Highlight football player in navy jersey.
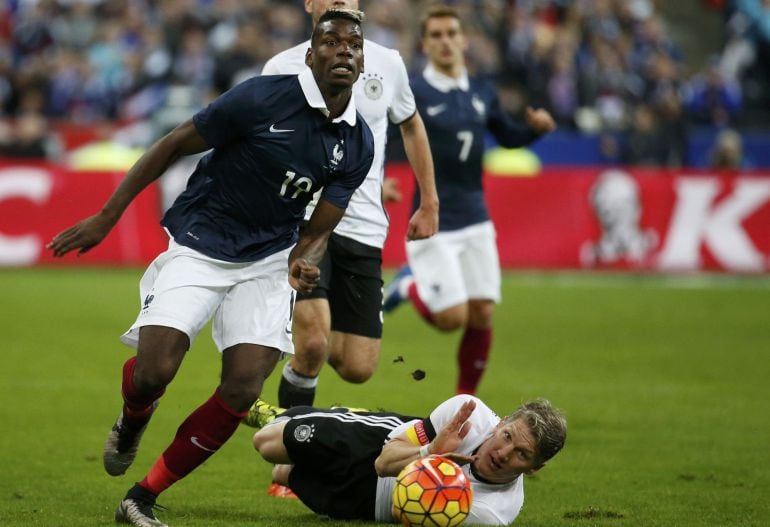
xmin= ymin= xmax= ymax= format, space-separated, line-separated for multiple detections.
xmin=256 ymin=0 xmax=439 ymax=421
xmin=383 ymin=5 xmax=557 ymax=395
xmin=47 ymin=10 xmax=373 ymax=527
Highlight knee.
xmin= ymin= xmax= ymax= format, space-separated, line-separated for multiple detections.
xmin=133 ymin=360 xmax=176 ymax=392
xmin=329 ymin=340 xmax=379 ymax=383
xmin=334 ymin=362 xmax=376 ymax=384
xmin=430 ymin=303 xmax=468 ymax=331
xmin=296 ymin=330 xmax=329 ymax=358
xmin=433 ymin=312 xmax=466 ymax=332
xmin=219 ymin=378 xmax=262 ymax=412
xmin=467 ymin=302 xmax=494 ymax=329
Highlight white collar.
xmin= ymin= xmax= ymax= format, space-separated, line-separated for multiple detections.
xmin=298 ymin=68 xmax=357 ymax=126
xmin=423 ymin=63 xmax=470 ymax=92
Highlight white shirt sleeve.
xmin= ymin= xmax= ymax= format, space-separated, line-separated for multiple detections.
xmin=387 ymin=50 xmax=417 ymax=124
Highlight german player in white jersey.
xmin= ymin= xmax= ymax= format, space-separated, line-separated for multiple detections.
xmin=258 ymin=1 xmax=439 ymax=422
xmin=252 ymin=395 xmax=567 ymax=525
xmin=384 ymin=5 xmax=556 ymax=395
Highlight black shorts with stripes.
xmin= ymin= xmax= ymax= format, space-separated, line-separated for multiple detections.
xmin=282 ymin=406 xmax=420 ymax=521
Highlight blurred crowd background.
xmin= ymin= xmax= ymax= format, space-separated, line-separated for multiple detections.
xmin=1 ymin=0 xmax=768 ymax=169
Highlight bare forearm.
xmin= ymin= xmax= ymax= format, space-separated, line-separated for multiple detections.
xmin=289 ymin=231 xmax=328 ymax=268
xmin=375 ymin=440 xmax=430 ymax=477
xmin=102 ymin=120 xmax=206 ymax=222
xmin=400 ymin=113 xmax=438 ymax=209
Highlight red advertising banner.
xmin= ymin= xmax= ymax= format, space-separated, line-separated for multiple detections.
xmin=0 ymin=162 xmax=167 ymax=266
xmin=383 ymin=164 xmax=770 ymax=273
xmin=2 ymin=161 xmax=769 ymax=272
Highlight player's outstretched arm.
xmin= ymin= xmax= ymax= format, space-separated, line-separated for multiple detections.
xmin=288 ymin=199 xmax=345 ymax=293
xmin=47 ymin=119 xmax=210 ymax=257
xmin=399 ymin=111 xmax=439 ymax=241
xmin=374 ymin=399 xmax=477 ymax=477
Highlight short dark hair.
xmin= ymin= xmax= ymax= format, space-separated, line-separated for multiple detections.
xmin=311 ymin=8 xmax=365 ymax=46
xmin=420 ymin=4 xmax=462 ymax=36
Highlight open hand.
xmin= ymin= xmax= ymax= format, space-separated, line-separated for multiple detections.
xmin=46 ymin=213 xmax=115 ymax=257
xmin=430 ymin=399 xmax=476 ymax=455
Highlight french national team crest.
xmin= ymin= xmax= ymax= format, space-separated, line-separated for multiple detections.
xmin=471 ymin=94 xmax=486 ymax=117
xmin=331 ymin=140 xmax=344 ymax=166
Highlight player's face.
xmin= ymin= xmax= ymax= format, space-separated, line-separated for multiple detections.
xmin=305 ymin=0 xmax=360 ymax=24
xmin=307 ymin=19 xmax=365 ymax=90
xmin=472 ymin=418 xmax=544 ymax=483
xmin=422 ymin=16 xmax=467 ymax=70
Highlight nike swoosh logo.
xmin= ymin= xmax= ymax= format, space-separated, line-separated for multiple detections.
xmin=270 ymin=124 xmax=295 ymax=133
xmin=190 ymin=436 xmax=217 ymax=452
xmin=425 ymin=104 xmax=447 ymax=117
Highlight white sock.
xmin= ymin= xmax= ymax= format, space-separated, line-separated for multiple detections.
xmin=282 ymin=362 xmax=318 ymax=389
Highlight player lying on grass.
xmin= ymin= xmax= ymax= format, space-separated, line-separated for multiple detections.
xmin=251 ymin=394 xmax=566 ymax=525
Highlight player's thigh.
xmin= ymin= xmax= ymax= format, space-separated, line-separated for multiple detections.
xmin=253 ymin=419 xmax=291 ymax=464
xmin=213 ymin=247 xmax=295 ymax=354
xmin=292 ymin=244 xmax=333 ymax=345
xmin=460 ymin=222 xmax=501 ymax=303
xmin=293 ymin=297 xmax=332 ymax=342
xmin=406 ymin=232 xmax=468 ymax=312
xmin=121 ymin=241 xmax=232 ymax=350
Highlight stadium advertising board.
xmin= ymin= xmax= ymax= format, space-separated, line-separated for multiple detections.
xmin=0 ymin=162 xmax=167 ymax=266
xmin=383 ymin=164 xmax=770 ymax=273
xmin=1 ymin=161 xmax=769 ymax=272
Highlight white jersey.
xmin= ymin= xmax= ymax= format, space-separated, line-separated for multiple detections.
xmin=263 ymin=39 xmax=416 ymax=248
xmin=374 ymin=395 xmax=525 ymax=525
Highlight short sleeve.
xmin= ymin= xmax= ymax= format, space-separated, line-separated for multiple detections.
xmin=193 ymin=78 xmax=265 ymax=148
xmin=320 ymin=138 xmax=374 ymax=208
xmin=387 ymin=51 xmax=417 ymax=125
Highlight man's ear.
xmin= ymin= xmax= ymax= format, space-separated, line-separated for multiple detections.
xmin=461 ymin=33 xmax=469 ymax=53
xmin=305 ymin=48 xmax=313 ymax=68
xmin=525 ymin=462 xmax=545 ymax=476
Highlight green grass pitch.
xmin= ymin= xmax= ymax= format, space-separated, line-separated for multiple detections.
xmin=1 ymin=268 xmax=769 ymax=526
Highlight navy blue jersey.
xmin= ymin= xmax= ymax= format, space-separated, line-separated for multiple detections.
xmin=161 ymin=73 xmax=374 ymax=262
xmin=410 ymin=72 xmax=539 ymax=231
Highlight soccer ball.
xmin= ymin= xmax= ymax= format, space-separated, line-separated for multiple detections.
xmin=392 ymin=455 xmax=473 ymax=527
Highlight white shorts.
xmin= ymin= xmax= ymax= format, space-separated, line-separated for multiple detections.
xmin=405 ymin=221 xmax=501 ymax=313
xmin=121 ymin=239 xmax=295 ymax=354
